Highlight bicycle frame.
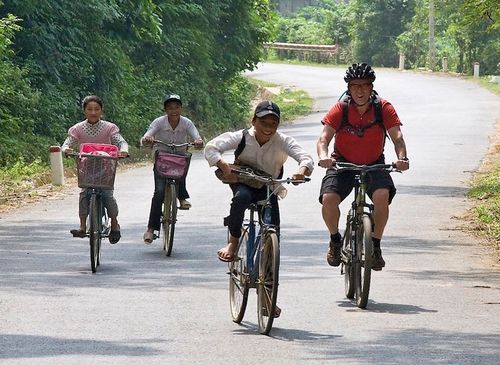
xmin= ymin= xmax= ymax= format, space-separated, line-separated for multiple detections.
xmin=242 ymin=186 xmax=277 ymax=287
xmin=67 ymin=148 xmax=119 ymax=273
xmin=227 ymin=167 xmax=309 ymax=334
xmin=346 ymin=170 xmax=374 ymax=264
xmin=336 ymin=162 xmax=396 ymax=308
xmin=150 ymin=140 xmax=193 ymax=254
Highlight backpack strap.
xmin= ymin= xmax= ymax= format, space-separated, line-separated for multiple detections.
xmin=339 ymin=91 xmax=386 ymax=137
xmin=234 ymin=128 xmax=248 ymax=159
xmin=234 ymin=128 xmax=284 ymax=179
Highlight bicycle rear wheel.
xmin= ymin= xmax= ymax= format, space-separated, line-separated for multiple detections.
xmin=162 ymin=183 xmax=177 ymax=256
xmin=89 ymin=194 xmax=102 ymax=273
xmin=355 ymin=214 xmax=373 ymax=308
xmin=342 ymin=221 xmax=355 ymax=299
xmin=257 ymin=231 xmax=279 ymax=335
xmin=229 ymin=228 xmax=250 ymax=323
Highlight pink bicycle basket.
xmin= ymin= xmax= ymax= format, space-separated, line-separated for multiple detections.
xmin=77 ymin=143 xmax=119 ymax=189
xmin=154 ymin=150 xmax=192 ymax=180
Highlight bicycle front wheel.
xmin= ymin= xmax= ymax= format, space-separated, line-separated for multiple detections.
xmin=257 ymin=231 xmax=280 ymax=335
xmin=342 ymin=221 xmax=355 ymax=299
xmin=89 ymin=194 xmax=102 ymax=273
xmin=355 ymin=214 xmax=373 ymax=308
xmin=162 ymin=183 xmax=177 ymax=256
xmin=229 ymin=228 xmax=250 ymax=323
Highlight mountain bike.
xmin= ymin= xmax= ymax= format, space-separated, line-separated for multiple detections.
xmin=225 ymin=166 xmax=309 ymax=335
xmin=150 ymin=140 xmax=192 ymax=256
xmin=335 ymin=162 xmax=398 ymax=308
xmin=71 ymin=144 xmax=122 ymax=273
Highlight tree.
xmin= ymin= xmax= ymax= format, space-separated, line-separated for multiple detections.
xmin=0 ymin=9 xmax=40 ymax=165
xmin=348 ymin=0 xmax=416 ymax=67
xmin=0 ymin=0 xmax=277 ymax=167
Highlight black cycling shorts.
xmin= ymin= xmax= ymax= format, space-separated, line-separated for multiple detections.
xmin=319 ymin=167 xmax=396 ymax=204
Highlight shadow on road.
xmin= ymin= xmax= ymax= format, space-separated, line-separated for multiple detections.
xmin=0 ymin=334 xmax=162 ymax=359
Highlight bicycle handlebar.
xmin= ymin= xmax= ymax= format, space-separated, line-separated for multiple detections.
xmin=64 ymin=151 xmax=126 ymax=159
xmin=333 ymin=162 xmax=398 ymax=172
xmin=230 ymin=167 xmax=311 ymax=185
xmin=152 ymin=140 xmax=194 ymax=148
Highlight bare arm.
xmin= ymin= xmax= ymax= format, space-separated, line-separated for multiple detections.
xmin=317 ymin=124 xmax=335 ymax=168
xmin=387 ymin=125 xmax=409 ymax=171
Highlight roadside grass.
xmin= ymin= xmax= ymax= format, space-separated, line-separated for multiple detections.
xmin=0 ymin=158 xmax=55 ymax=207
xmin=473 ymin=77 xmax=500 ymax=96
xmin=466 ymin=150 xmax=500 ymax=249
xmin=246 ymin=77 xmax=313 ymax=122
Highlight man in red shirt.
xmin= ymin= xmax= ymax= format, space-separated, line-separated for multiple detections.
xmin=317 ymin=63 xmax=410 ymax=270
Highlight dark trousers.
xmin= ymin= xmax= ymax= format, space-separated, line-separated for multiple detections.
xmin=226 ymin=183 xmax=279 ymax=238
xmin=147 ymin=169 xmax=189 ymax=230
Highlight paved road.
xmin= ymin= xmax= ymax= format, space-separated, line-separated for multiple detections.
xmin=1 ymin=63 xmax=499 ymax=364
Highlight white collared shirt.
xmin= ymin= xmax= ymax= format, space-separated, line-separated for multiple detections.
xmin=141 ymin=115 xmax=201 ymax=153
xmin=204 ymin=127 xmax=314 ymax=178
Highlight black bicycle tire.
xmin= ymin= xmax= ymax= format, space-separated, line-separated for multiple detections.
xmin=343 ymin=221 xmax=355 ymax=299
xmin=355 ymin=214 xmax=373 ymax=308
xmin=163 ymin=183 xmax=177 ymax=256
xmin=229 ymin=228 xmax=250 ymax=323
xmin=89 ymin=194 xmax=101 ymax=273
xmin=257 ymin=231 xmax=280 ymax=335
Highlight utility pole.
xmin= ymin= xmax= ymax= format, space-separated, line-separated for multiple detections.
xmin=429 ymin=0 xmax=436 ymax=71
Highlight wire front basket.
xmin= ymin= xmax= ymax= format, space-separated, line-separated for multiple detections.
xmin=77 ymin=154 xmax=118 ymax=189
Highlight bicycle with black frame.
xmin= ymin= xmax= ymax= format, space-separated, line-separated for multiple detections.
xmin=334 ymin=162 xmax=399 ymax=308
xmin=148 ymin=140 xmax=193 ymax=256
xmin=222 ymin=166 xmax=310 ymax=335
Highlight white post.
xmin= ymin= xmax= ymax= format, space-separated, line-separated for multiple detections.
xmin=473 ymin=62 xmax=480 ymax=78
xmin=399 ymin=54 xmax=405 ymax=70
xmin=442 ymin=57 xmax=448 ymax=72
xmin=49 ymin=146 xmax=64 ymax=185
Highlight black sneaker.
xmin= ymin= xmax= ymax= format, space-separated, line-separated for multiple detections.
xmin=372 ymin=248 xmax=385 ymax=271
xmin=327 ymin=241 xmax=342 ymax=267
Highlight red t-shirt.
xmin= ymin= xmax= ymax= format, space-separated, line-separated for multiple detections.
xmin=322 ymin=98 xmax=401 ymax=164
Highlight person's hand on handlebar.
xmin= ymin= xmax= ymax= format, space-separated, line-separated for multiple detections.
xmin=63 ymin=147 xmax=74 ymax=156
xmin=291 ymin=166 xmax=311 ymax=185
xmin=142 ymin=136 xmax=155 ymax=146
xmin=193 ymin=138 xmax=204 ymax=149
xmin=394 ymin=158 xmax=409 ymax=171
xmin=318 ymin=156 xmax=335 ymax=169
xmin=216 ymin=159 xmax=238 ymax=184
xmin=291 ymin=173 xmax=305 ymax=185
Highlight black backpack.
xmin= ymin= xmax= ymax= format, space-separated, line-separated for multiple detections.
xmin=338 ymin=90 xmax=387 ymax=139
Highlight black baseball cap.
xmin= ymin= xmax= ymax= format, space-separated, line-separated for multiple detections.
xmin=164 ymin=94 xmax=182 ymax=106
xmin=254 ymin=100 xmax=280 ymax=119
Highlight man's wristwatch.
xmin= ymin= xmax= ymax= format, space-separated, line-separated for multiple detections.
xmin=400 ymin=157 xmax=409 ymax=162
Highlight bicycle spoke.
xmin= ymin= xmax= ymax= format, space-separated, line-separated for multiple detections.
xmin=257 ymin=232 xmax=279 ymax=335
xmin=229 ymin=229 xmax=249 ymax=323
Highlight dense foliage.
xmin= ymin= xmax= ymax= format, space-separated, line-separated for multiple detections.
xmin=274 ymin=0 xmax=499 ymax=73
xmin=0 ymin=0 xmax=276 ymax=167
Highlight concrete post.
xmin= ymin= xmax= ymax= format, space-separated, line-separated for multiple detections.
xmin=473 ymin=62 xmax=480 ymax=78
xmin=442 ymin=57 xmax=448 ymax=72
xmin=49 ymin=146 xmax=64 ymax=185
xmin=399 ymin=54 xmax=405 ymax=70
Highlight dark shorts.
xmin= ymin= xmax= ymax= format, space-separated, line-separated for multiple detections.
xmin=319 ymin=167 xmax=396 ymax=204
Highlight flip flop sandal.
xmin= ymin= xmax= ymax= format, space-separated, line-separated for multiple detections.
xmin=217 ymin=251 xmax=237 ymax=263
xmin=70 ymin=229 xmax=86 ymax=238
xmin=109 ymin=230 xmax=121 ymax=244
